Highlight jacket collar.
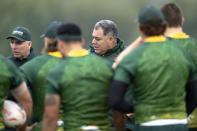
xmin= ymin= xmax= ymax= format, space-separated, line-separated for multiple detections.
xmin=10 ymin=47 xmax=35 ymax=61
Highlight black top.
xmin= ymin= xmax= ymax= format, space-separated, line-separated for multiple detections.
xmin=8 ymin=47 xmax=35 ymax=67
xmin=7 ymin=47 xmax=35 ymax=102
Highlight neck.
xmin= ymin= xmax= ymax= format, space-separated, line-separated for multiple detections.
xmin=63 ymin=43 xmax=83 ymax=57
xmin=19 ymin=50 xmax=30 ymax=60
xmin=165 ymin=27 xmax=183 ymax=36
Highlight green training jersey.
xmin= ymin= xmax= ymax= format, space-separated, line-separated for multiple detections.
xmin=114 ymin=36 xmax=197 ymax=124
xmin=0 ymin=55 xmax=24 ymax=129
xmin=46 ymin=49 xmax=113 ymax=131
xmin=20 ymin=52 xmax=62 ymax=127
xmin=167 ymin=32 xmax=197 ymax=128
xmin=167 ymin=32 xmax=197 ymax=66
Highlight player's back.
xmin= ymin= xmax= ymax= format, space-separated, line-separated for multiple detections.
xmin=167 ymin=33 xmax=197 ymax=128
xmin=20 ymin=53 xmax=62 ymax=124
xmin=119 ymin=38 xmax=192 ymax=124
xmin=56 ymin=53 xmax=113 ymax=130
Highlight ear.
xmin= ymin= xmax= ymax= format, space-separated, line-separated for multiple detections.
xmin=27 ymin=41 xmax=32 ymax=47
xmin=108 ymin=36 xmax=115 ymax=44
xmin=181 ymin=17 xmax=184 ymax=26
xmin=57 ymin=39 xmax=64 ymax=49
xmin=81 ymin=38 xmax=85 ymax=47
xmin=44 ymin=37 xmax=48 ymax=47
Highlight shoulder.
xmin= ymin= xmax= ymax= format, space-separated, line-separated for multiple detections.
xmin=0 ymin=55 xmax=16 ymax=68
xmin=20 ymin=55 xmax=50 ymax=71
xmin=123 ymin=43 xmax=148 ymax=61
xmin=7 ymin=55 xmax=15 ymax=61
xmin=118 ymin=43 xmax=148 ymax=73
xmin=87 ymin=53 xmax=111 ymax=66
xmin=24 ymin=55 xmax=49 ymax=65
xmin=0 ymin=55 xmax=22 ymax=77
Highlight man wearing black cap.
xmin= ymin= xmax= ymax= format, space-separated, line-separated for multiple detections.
xmin=109 ymin=5 xmax=197 ymax=131
xmin=7 ymin=26 xmax=35 ymax=67
xmin=20 ymin=21 xmax=63 ymax=131
xmin=6 ymin=27 xmax=35 ymax=103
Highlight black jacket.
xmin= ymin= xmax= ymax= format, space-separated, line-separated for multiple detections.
xmin=8 ymin=47 xmax=35 ymax=67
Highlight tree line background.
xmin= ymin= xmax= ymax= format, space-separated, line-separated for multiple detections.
xmin=0 ymin=0 xmax=197 ymax=56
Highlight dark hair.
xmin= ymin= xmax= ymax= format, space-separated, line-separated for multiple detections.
xmin=161 ymin=3 xmax=183 ymax=27
xmin=139 ymin=18 xmax=167 ymax=36
xmin=57 ymin=22 xmax=82 ymax=43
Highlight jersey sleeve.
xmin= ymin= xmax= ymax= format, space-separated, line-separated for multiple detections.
xmin=114 ymin=66 xmax=132 ymax=84
xmin=6 ymin=59 xmax=24 ymax=89
xmin=188 ymin=60 xmax=197 ymax=82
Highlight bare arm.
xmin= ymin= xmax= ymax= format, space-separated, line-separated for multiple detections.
xmin=43 ymin=94 xmax=60 ymax=131
xmin=11 ymin=82 xmax=32 ymax=131
xmin=112 ymin=110 xmax=125 ymax=131
xmin=113 ymin=36 xmax=143 ymax=69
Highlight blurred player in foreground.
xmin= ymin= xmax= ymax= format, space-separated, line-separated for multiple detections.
xmin=109 ymin=5 xmax=197 ymax=131
xmin=43 ymin=22 xmax=113 ymax=131
xmin=20 ymin=21 xmax=62 ymax=131
xmin=0 ymin=55 xmax=32 ymax=131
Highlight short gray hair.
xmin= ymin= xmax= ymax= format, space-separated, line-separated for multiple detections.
xmin=94 ymin=20 xmax=118 ymax=40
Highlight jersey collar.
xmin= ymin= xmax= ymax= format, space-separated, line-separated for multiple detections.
xmin=167 ymin=32 xmax=189 ymax=39
xmin=68 ymin=49 xmax=89 ymax=57
xmin=48 ymin=51 xmax=63 ymax=58
xmin=144 ymin=35 xmax=166 ymax=42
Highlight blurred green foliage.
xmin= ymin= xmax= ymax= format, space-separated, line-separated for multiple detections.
xmin=0 ymin=0 xmax=197 ymax=56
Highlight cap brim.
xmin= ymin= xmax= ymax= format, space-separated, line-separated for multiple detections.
xmin=40 ymin=34 xmax=45 ymax=38
xmin=6 ymin=35 xmax=25 ymax=42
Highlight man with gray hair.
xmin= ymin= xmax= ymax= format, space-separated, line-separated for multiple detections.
xmin=90 ymin=20 xmax=126 ymax=66
xmin=90 ymin=20 xmax=134 ymax=131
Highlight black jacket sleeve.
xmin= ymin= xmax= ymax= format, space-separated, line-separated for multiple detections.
xmin=108 ymin=80 xmax=133 ymax=113
xmin=186 ymin=79 xmax=197 ymax=115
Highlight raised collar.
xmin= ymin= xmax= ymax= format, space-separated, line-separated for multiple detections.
xmin=103 ymin=38 xmax=125 ymax=56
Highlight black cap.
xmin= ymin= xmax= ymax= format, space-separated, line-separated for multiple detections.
xmin=7 ymin=27 xmax=31 ymax=41
xmin=41 ymin=21 xmax=62 ymax=38
xmin=138 ymin=5 xmax=164 ymax=25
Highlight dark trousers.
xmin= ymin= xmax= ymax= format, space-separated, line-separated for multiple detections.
xmin=0 ymin=127 xmax=15 ymax=131
xmin=189 ymin=128 xmax=197 ymax=131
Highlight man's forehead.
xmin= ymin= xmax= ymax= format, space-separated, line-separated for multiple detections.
xmin=92 ymin=27 xmax=104 ymax=36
